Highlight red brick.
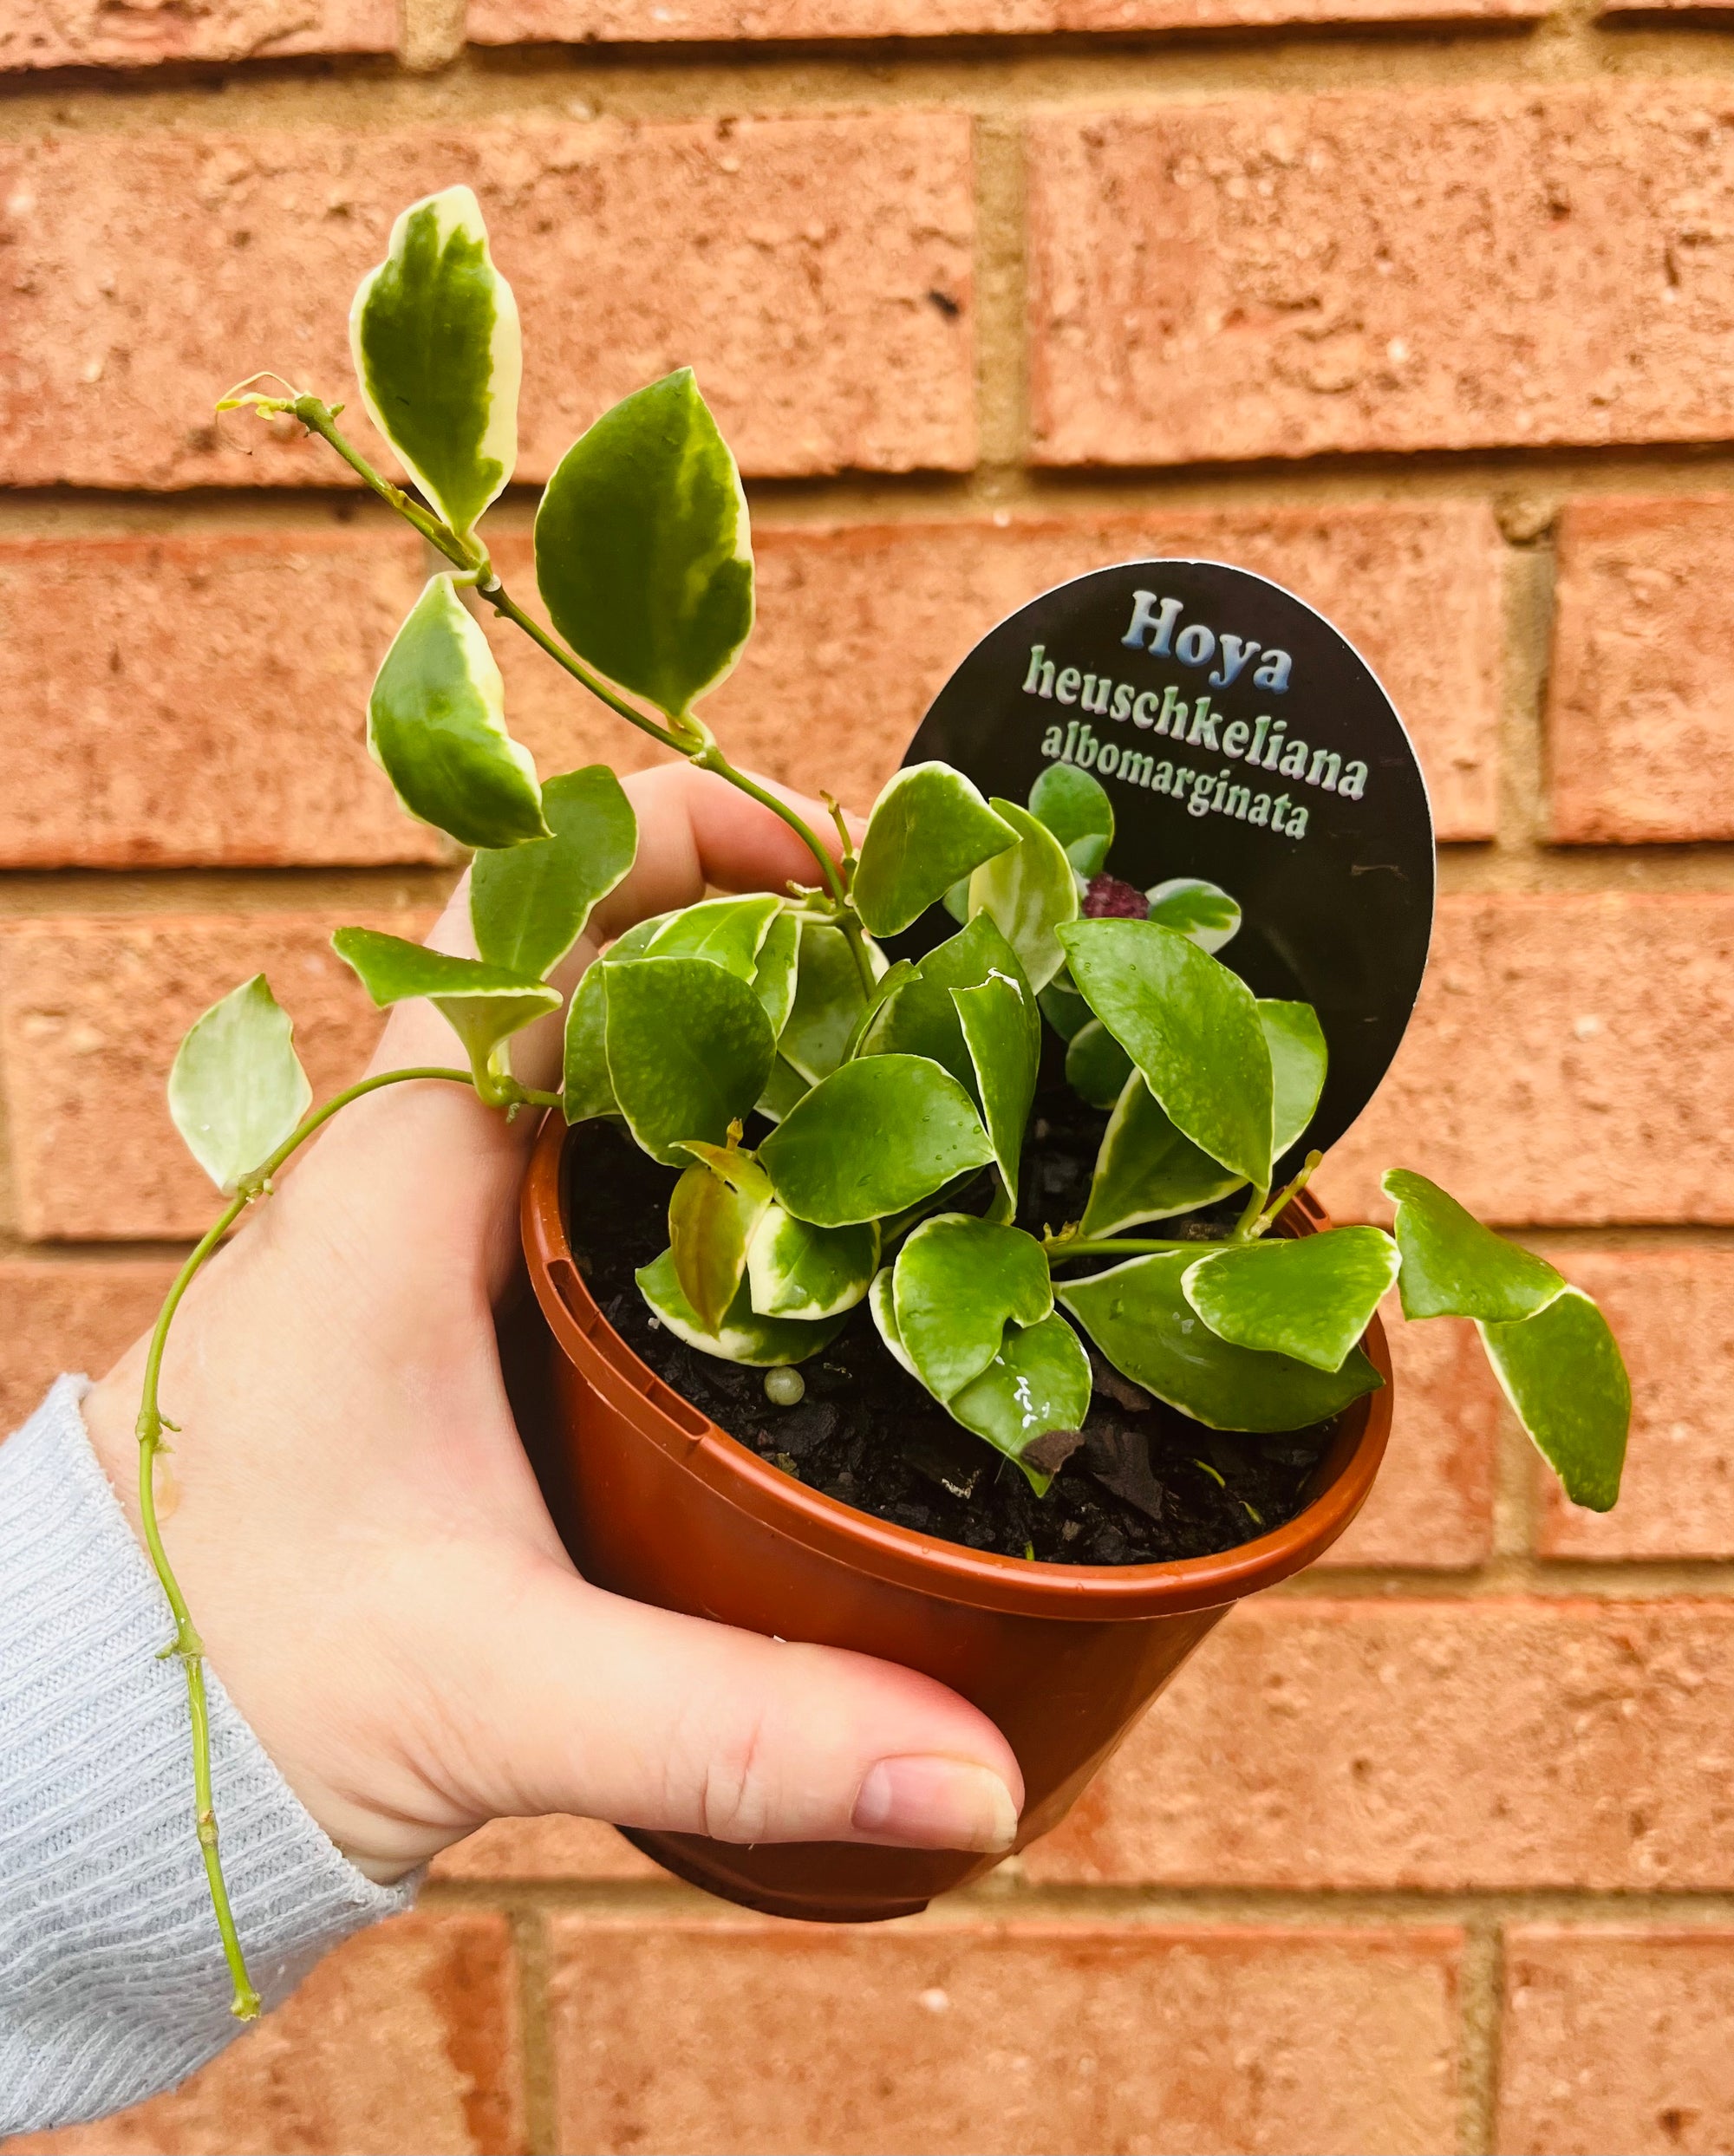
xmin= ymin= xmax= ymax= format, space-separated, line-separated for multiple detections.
xmin=0 ymin=116 xmax=973 ymax=492
xmin=1317 ymin=1299 xmax=1498 ymax=1569
xmin=0 ymin=532 xmax=439 ymax=870
xmin=0 ymin=0 xmax=392 ymax=69
xmin=548 ymin=1914 xmax=1461 ymax=2155
xmin=1499 ymin=1927 xmax=1734 ymax=2156
xmin=3 ymin=1912 xmax=524 ymax=2155
xmin=1029 ymin=87 xmax=1734 ymax=468
xmin=430 ymin=1815 xmax=659 ymax=1882
xmin=1548 ymin=497 xmax=1734 ymax=844
xmin=472 ymin=0 xmax=1539 ymax=40
xmin=1533 ymin=1248 xmax=1734 ymax=1561
xmin=488 ymin=501 xmax=1503 ymax=841
xmin=1025 ymin=1599 xmax=1734 ymax=1889
xmin=1321 ymin=894 xmax=1734 ymax=1227
xmin=0 ymin=1258 xmax=177 ymax=1432
xmin=0 ymin=913 xmax=429 ymax=1242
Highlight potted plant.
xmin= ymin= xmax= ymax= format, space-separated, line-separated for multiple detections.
xmin=138 ymin=187 xmax=1629 ymax=2010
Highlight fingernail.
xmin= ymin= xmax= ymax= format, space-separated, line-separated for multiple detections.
xmin=851 ymin=1756 xmax=1020 ymax=1853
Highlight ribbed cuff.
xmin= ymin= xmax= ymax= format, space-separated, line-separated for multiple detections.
xmin=0 ymin=1378 xmax=414 ymax=2135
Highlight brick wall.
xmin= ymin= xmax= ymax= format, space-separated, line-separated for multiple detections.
xmin=3 ymin=0 xmax=1732 ymax=2149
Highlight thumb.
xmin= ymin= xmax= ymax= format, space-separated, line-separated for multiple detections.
xmin=452 ymin=1557 xmax=1025 ymax=1853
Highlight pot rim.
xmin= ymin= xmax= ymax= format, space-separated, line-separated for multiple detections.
xmin=521 ymin=1112 xmax=1392 ymax=1619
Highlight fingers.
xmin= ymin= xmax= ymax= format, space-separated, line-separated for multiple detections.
xmin=446 ymin=1557 xmax=1024 ymax=1854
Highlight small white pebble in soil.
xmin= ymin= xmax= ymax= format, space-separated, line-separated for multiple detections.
xmin=765 ymin=1366 xmax=805 ymax=1406
xmin=918 ymin=1988 xmax=951 ymax=2014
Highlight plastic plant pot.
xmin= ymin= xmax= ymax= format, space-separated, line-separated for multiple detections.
xmin=518 ymin=1110 xmax=1392 ymax=1924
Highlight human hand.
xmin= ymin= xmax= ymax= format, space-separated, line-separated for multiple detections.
xmin=81 ymin=763 xmax=1023 ymax=1885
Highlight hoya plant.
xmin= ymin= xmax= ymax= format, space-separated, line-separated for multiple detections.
xmin=134 ymin=187 xmax=1630 ymax=2014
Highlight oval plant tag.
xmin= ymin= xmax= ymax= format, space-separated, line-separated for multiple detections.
xmin=900 ymin=559 xmax=1435 ymax=1160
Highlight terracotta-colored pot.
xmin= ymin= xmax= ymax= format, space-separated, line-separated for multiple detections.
xmin=518 ymin=1113 xmax=1392 ymax=1924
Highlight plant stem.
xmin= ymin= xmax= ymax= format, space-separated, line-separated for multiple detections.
xmin=1042 ymin=1236 xmax=1196 ymax=1266
xmin=1251 ymin=1150 xmax=1324 ymax=1237
xmin=271 ymin=397 xmax=851 ymax=903
xmin=136 ymin=1064 xmax=474 ymax=2020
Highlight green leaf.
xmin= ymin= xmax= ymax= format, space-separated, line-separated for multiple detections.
xmin=758 ymin=1054 xmax=994 ymax=1227
xmin=1029 ymin=763 xmax=1114 ymax=880
xmin=1079 ymin=1075 xmax=1243 ymax=1237
xmin=862 ymin=911 xmax=1027 ymax=1095
xmin=1059 ymin=918 xmax=1273 ymax=1190
xmin=755 ymin=1054 xmax=810 ymax=1126
xmin=1066 ymin=1019 xmax=1133 ymax=1111
xmin=942 ymin=877 xmax=972 ymax=926
xmin=1481 ymin=1286 xmax=1630 ymax=1513
xmin=868 ymin=1265 xmax=918 ymax=1379
xmin=779 ymin=921 xmax=870 ymax=1085
xmin=1262 ymin=1000 xmax=1328 ymax=1157
xmin=842 ymin=959 xmax=922 ymax=1065
xmin=368 ymin=576 xmax=548 ymax=851
xmin=751 ymin=911 xmax=801 ymax=1037
xmin=1183 ymin=1227 xmax=1400 ymax=1374
xmin=602 ymin=914 xmax=673 ymax=965
xmin=1038 ymin=974 xmax=1093 ymax=1043
xmin=952 ymin=968 xmax=1040 ymax=1209
xmin=470 ymin=766 xmax=636 ymax=981
xmin=644 ymin=894 xmax=781 ymax=981
xmin=746 ymin=1207 xmax=878 ymax=1321
xmin=636 ymin=1249 xmax=844 ymax=1367
xmin=332 ymin=927 xmax=557 ymax=1080
xmin=1382 ymin=1169 xmax=1567 ymax=1324
xmin=562 ymin=964 xmax=617 ymax=1122
xmin=968 ymin=798 xmax=1080 ymax=993
xmin=1145 ymin=877 xmax=1242 ymax=955
xmin=947 ymin=1313 xmax=1092 ymax=1494
xmin=167 ymin=974 xmax=311 ymax=1193
xmin=349 ymin=186 xmax=519 ymax=538
xmin=1060 ymin=1252 xmax=1383 ymax=1433
xmin=851 ymin=765 xmax=1017 ymax=939
xmin=535 ymin=368 xmax=752 ymax=722
xmin=892 ymin=1214 xmax=1053 ymax=1402
xmin=668 ymin=1148 xmax=772 ymax=1332
xmin=603 ymin=956 xmax=775 ymax=1168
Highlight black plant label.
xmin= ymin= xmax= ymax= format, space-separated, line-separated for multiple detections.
xmin=903 ymin=559 xmax=1436 ymax=1157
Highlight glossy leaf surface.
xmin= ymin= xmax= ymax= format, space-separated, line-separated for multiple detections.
xmin=1029 ymin=763 xmax=1113 ymax=879
xmin=562 ymin=965 xmax=617 ymax=1122
xmin=471 ymin=765 xmax=636 ymax=981
xmin=947 ymin=1313 xmax=1092 ymax=1491
xmin=167 ymin=974 xmax=311 ymax=1193
xmin=535 ymin=369 xmax=752 ymax=720
xmin=751 ymin=912 xmax=801 ymax=1037
xmin=646 ymin=894 xmax=781 ymax=980
xmin=368 ymin=575 xmax=547 ymax=850
xmin=1261 ymin=1000 xmax=1328 ymax=1158
xmin=779 ymin=922 xmax=871 ymax=1085
xmin=1383 ymin=1169 xmax=1567 ymax=1323
xmin=868 ymin=1265 xmax=918 ymax=1379
xmin=746 ymin=1207 xmax=878 ymax=1321
xmin=851 ymin=765 xmax=1016 ymax=938
xmin=1481 ymin=1286 xmax=1630 ymax=1513
xmin=349 ymin=186 xmax=520 ymax=537
xmin=952 ymin=969 xmax=1040 ymax=1208
xmin=755 ymin=1054 xmax=810 ymax=1125
xmin=1060 ymin=918 xmax=1272 ymax=1190
xmin=892 ymin=1214 xmax=1053 ymax=1402
xmin=668 ymin=1148 xmax=772 ymax=1332
xmin=1038 ymin=975 xmax=1092 ymax=1042
xmin=1065 ymin=1018 xmax=1133 ymax=1111
xmin=862 ymin=911 xmax=1027 ymax=1095
xmin=1145 ymin=877 xmax=1242 ymax=955
xmin=968 ymin=798 xmax=1079 ymax=993
xmin=758 ymin=1055 xmax=994 ymax=1227
xmin=332 ymin=927 xmax=557 ymax=1078
xmin=636 ymin=1249 xmax=844 ymax=1366
xmin=1079 ymin=1074 xmax=1242 ymax=1236
xmin=603 ymin=956 xmax=774 ymax=1167
xmin=1183 ymin=1226 xmax=1399 ymax=1373
xmin=1059 ymin=1252 xmax=1383 ymax=1431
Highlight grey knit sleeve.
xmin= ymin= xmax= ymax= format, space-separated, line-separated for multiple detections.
xmin=0 ymin=1378 xmax=415 ymax=2136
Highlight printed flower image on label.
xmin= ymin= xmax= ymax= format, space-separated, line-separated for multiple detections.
xmin=901 ymin=559 xmax=1434 ymax=1161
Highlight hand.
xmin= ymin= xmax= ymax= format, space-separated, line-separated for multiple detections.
xmin=82 ymin=764 xmax=1022 ymax=1885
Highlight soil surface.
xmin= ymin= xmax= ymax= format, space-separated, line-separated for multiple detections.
xmin=563 ymin=1098 xmax=1339 ymax=1568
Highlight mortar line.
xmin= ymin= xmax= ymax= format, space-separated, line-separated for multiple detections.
xmin=507 ymin=1901 xmax=561 ymax=2156
xmin=1457 ymin=1918 xmax=1505 ymax=2156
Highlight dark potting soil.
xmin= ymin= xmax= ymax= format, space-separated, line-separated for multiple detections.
xmin=562 ymin=1098 xmax=1338 ymax=1568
